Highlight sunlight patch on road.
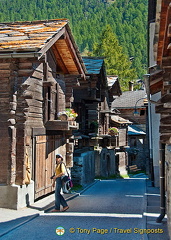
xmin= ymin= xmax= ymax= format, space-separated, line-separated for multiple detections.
xmin=143 ymin=212 xmax=167 ymax=218
xmin=43 ymin=212 xmax=143 ymax=218
xmin=125 ymin=195 xmax=143 ymax=198
xmin=145 ymin=193 xmax=160 ymax=197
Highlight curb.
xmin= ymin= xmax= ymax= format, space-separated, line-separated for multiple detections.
xmin=0 ymin=214 xmax=39 ymax=238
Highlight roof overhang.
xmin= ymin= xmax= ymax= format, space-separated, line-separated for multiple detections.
xmin=148 ymin=67 xmax=163 ymax=94
xmin=0 ymin=19 xmax=86 ymax=77
xmin=107 ymin=75 xmax=122 ymax=96
xmin=157 ymin=1 xmax=171 ymax=65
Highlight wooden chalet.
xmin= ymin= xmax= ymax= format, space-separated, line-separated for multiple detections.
xmin=0 ymin=19 xmax=86 ymax=208
xmin=70 ymin=59 xmax=124 ymax=181
xmin=73 ymin=57 xmax=110 ymax=144
xmin=148 ymin=0 xmax=171 ymax=235
xmin=149 ymin=0 xmax=171 ymax=143
xmin=72 ymin=59 xmax=124 ymax=149
xmin=111 ymin=89 xmax=148 ymax=125
xmin=111 ymin=88 xmax=149 ymax=173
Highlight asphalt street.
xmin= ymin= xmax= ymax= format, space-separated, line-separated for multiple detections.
xmin=0 ymin=179 xmax=152 ymax=240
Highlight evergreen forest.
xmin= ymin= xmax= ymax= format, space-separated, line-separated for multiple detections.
xmin=0 ymin=0 xmax=148 ymax=89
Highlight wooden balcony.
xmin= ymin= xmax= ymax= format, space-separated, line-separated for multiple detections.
xmin=92 ymin=128 xmax=127 ymax=148
xmin=74 ymin=88 xmax=101 ymax=102
xmin=45 ymin=120 xmax=79 ymax=131
xmin=89 ymin=135 xmax=119 ymax=148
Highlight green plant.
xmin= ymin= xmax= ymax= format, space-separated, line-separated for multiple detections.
xmin=108 ymin=127 xmax=119 ymax=136
xmin=71 ymin=184 xmax=83 ymax=192
xmin=58 ymin=109 xmax=78 ymax=119
xmin=95 ymin=174 xmax=122 ymax=180
xmin=65 ymin=109 xmax=78 ymax=118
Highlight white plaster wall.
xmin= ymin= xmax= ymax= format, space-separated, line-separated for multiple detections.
xmin=0 ymin=181 xmax=34 ymax=209
xmin=165 ymin=145 xmax=171 ymax=238
xmin=150 ymin=92 xmax=161 ymax=187
xmin=149 ymin=22 xmax=156 ymax=67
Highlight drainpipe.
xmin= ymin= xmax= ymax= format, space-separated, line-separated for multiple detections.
xmin=156 ymin=143 xmax=166 ymax=223
xmin=147 ymin=101 xmax=154 ymax=186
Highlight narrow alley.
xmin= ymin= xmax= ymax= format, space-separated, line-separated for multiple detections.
xmin=0 ymin=178 xmax=168 ymax=240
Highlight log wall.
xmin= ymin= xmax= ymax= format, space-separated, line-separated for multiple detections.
xmin=0 ymin=57 xmax=46 ymax=185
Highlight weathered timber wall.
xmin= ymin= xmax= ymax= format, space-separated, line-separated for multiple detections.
xmin=64 ymin=74 xmax=82 ymax=108
xmin=0 ymin=59 xmax=18 ymax=184
xmin=119 ymin=109 xmax=147 ymax=125
xmin=15 ymin=58 xmax=44 ymax=185
xmin=46 ymin=50 xmax=65 ymax=117
xmin=0 ymin=57 xmax=45 ymax=185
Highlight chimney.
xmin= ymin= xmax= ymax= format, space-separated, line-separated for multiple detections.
xmin=129 ymin=81 xmax=134 ymax=91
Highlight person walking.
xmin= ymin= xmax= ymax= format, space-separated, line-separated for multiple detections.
xmin=51 ymin=154 xmax=69 ymax=212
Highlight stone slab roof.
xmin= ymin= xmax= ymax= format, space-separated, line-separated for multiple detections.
xmin=82 ymin=57 xmax=104 ymax=74
xmin=0 ymin=19 xmax=68 ymax=52
xmin=112 ymin=90 xmax=147 ymax=109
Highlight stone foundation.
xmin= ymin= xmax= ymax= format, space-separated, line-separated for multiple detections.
xmin=72 ymin=150 xmax=95 ymax=186
xmin=0 ymin=181 xmax=34 ymax=209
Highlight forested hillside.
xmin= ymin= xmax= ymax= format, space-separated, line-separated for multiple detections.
xmin=0 ymin=0 xmax=148 ymax=82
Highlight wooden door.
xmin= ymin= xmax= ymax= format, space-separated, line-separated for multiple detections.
xmin=34 ymin=135 xmax=55 ymax=199
xmin=45 ymin=136 xmax=55 ymax=195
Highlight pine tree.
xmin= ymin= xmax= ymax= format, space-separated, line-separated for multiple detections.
xmin=92 ymin=25 xmax=137 ymax=91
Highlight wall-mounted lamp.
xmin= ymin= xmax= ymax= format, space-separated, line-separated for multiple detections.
xmin=133 ymin=97 xmax=147 ymax=116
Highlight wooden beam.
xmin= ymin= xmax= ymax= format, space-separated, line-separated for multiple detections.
xmin=157 ymin=5 xmax=169 ymax=63
xmin=160 ymin=133 xmax=171 ymax=143
xmin=162 ymin=56 xmax=171 ymax=65
xmin=55 ymin=39 xmax=78 ymax=74
xmin=156 ymin=104 xmax=171 ymax=113
xmin=65 ymin=31 xmax=85 ymax=76
xmin=160 ymin=125 xmax=171 ymax=132
xmin=38 ymin=27 xmax=66 ymax=58
xmin=157 ymin=93 xmax=171 ymax=103
xmin=43 ymin=81 xmax=54 ymax=87
xmin=163 ymin=4 xmax=171 ymax=57
xmin=161 ymin=115 xmax=171 ymax=124
xmin=168 ymin=23 xmax=171 ymax=37
xmin=150 ymin=81 xmax=163 ymax=94
xmin=51 ymin=44 xmax=69 ymax=74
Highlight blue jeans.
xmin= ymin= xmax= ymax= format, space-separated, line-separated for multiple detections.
xmin=55 ymin=177 xmax=68 ymax=210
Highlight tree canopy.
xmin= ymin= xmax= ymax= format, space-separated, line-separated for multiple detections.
xmin=93 ymin=25 xmax=137 ymax=91
xmin=0 ymin=0 xmax=148 ymax=89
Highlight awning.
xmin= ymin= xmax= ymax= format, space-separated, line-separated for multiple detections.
xmin=128 ymin=125 xmax=146 ymax=135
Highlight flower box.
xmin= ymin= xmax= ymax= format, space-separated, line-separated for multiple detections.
xmin=58 ymin=109 xmax=78 ymax=121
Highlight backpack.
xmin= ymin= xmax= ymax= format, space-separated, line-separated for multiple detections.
xmin=62 ymin=177 xmax=73 ymax=193
xmin=60 ymin=162 xmax=73 ymax=194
